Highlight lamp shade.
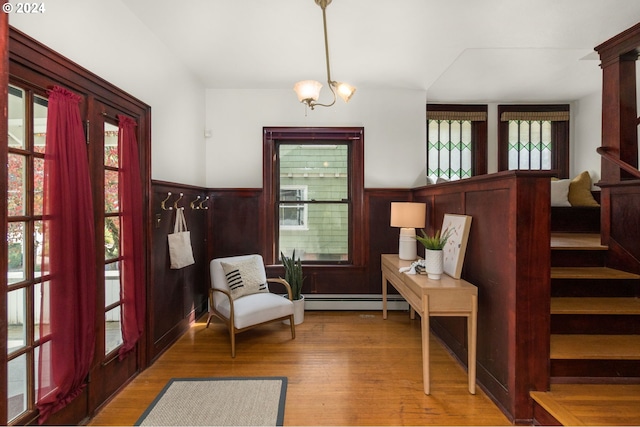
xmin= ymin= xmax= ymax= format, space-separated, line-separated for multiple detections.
xmin=334 ymin=81 xmax=356 ymax=103
xmin=390 ymin=202 xmax=426 ymax=228
xmin=294 ymin=80 xmax=323 ymax=103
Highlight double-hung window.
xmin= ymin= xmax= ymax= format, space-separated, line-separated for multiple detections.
xmin=498 ymin=104 xmax=570 ymax=178
xmin=426 ymin=105 xmax=488 ymax=183
xmin=277 ymin=144 xmax=348 ymax=261
xmin=263 ymin=127 xmax=364 ymax=266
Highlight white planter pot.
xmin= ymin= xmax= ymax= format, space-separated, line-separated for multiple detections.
xmin=283 ymin=295 xmax=305 ymax=325
xmin=425 ymin=249 xmax=444 ymax=280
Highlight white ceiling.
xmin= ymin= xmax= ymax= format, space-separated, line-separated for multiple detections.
xmin=120 ymin=0 xmax=640 ymax=103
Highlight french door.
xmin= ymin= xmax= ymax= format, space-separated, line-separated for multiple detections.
xmin=5 ymin=85 xmax=144 ymax=424
xmin=87 ymin=101 xmax=140 ymax=409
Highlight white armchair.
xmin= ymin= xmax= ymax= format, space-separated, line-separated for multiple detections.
xmin=206 ymin=254 xmax=296 ymax=357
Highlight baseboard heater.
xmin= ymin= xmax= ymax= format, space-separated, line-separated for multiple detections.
xmin=303 ymin=294 xmax=409 ymax=311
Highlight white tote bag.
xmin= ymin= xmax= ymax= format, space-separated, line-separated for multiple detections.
xmin=168 ymin=207 xmax=195 ymax=269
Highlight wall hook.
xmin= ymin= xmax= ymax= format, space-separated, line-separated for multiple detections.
xmin=173 ymin=193 xmax=184 ymax=210
xmin=199 ymin=196 xmax=210 ymax=210
xmin=161 ymin=192 xmax=173 ymax=210
xmin=190 ymin=196 xmax=202 ymax=209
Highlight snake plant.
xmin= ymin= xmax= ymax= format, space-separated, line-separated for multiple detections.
xmin=280 ymin=249 xmax=305 ymax=300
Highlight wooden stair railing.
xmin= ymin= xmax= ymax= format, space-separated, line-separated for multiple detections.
xmin=597 ymin=146 xmax=640 ymax=179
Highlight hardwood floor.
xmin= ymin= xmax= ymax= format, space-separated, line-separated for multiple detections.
xmin=88 ymin=311 xmax=511 ymax=426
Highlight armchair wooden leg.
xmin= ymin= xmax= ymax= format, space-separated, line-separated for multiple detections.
xmin=289 ymin=315 xmax=296 ymax=339
xmin=206 ymin=313 xmax=213 ymax=328
xmin=231 ymin=329 xmax=236 ymax=358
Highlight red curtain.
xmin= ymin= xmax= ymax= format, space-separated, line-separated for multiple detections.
xmin=117 ymin=115 xmax=145 ymax=358
xmin=37 ymin=86 xmax=96 ymax=422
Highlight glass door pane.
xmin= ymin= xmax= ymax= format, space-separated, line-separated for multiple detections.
xmin=6 ymin=84 xmax=48 ymax=423
xmin=103 ymin=122 xmax=123 ymax=356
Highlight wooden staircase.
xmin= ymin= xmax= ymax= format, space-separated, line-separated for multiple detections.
xmin=533 ymin=21 xmax=640 ymax=426
xmin=549 ymin=233 xmax=640 ymax=381
xmin=531 ymin=232 xmax=640 ymax=425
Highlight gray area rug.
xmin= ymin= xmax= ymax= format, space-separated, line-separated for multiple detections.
xmin=135 ymin=377 xmax=287 ymax=426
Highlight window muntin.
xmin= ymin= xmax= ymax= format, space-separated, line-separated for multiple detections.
xmin=277 ymin=143 xmax=349 ymax=263
xmin=498 ymin=105 xmax=570 ymax=177
xmin=428 ymin=119 xmax=473 ymax=182
xmin=6 ymin=84 xmax=48 ymax=423
xmin=279 ymin=186 xmax=308 ymax=230
xmin=426 ymin=105 xmax=488 ymax=183
xmin=507 ymin=120 xmax=552 ymax=170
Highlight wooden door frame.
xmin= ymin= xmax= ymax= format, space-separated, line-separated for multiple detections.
xmin=1 ymin=12 xmax=10 ymax=427
xmin=4 ymin=26 xmax=152 ymax=425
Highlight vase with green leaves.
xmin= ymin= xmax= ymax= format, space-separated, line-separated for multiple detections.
xmin=280 ymin=250 xmax=305 ymax=324
xmin=415 ymin=228 xmax=452 ymax=279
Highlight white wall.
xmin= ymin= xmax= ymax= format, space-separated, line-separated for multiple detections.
xmin=11 ymin=1 xmax=608 ymax=190
xmin=205 ymin=88 xmax=427 ymax=189
xmin=10 ymin=0 xmax=207 ymax=186
xmin=572 ymin=91 xmax=602 ymax=185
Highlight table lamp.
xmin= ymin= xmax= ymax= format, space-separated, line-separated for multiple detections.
xmin=390 ymin=202 xmax=426 ymax=260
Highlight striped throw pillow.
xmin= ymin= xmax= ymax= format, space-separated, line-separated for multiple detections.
xmin=221 ymin=258 xmax=268 ymax=300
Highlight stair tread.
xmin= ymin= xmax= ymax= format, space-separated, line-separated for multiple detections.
xmin=551 ymin=297 xmax=640 ymax=314
xmin=551 ymin=334 xmax=640 ymax=360
xmin=531 ymin=384 xmax=640 ymax=426
xmin=551 ymin=233 xmax=607 ymax=250
xmin=530 ymin=390 xmax=585 ymax=426
xmin=551 ymin=266 xmax=640 ymax=279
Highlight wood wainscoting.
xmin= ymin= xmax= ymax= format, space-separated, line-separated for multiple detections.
xmin=149 ymin=181 xmax=210 ymax=363
xmin=413 ymin=170 xmax=553 ymax=424
xmin=149 ymin=173 xmax=552 ymax=424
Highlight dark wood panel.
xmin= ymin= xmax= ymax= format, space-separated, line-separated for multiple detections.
xmin=551 ymin=359 xmax=640 ymax=378
xmin=150 ymin=182 xmax=209 ymax=362
xmin=365 ymin=189 xmax=412 ymax=294
xmin=551 ymin=249 xmax=606 ymax=268
xmin=88 ymin=354 xmax=137 ymax=415
xmin=209 ymin=189 xmax=262 ymax=259
xmin=430 ymin=191 xmax=465 ymax=231
xmin=532 ymin=402 xmax=563 ymax=426
xmin=43 ymin=390 xmax=88 ymax=426
xmin=551 ymin=278 xmax=639 ymax=297
xmin=413 ymin=171 xmax=552 ymax=424
xmin=181 ymin=204 xmax=209 ymax=319
xmin=0 ymin=13 xmax=8 ymax=426
xmin=551 ymin=314 xmax=640 ymax=334
xmin=608 ymin=185 xmax=640 ymax=273
xmin=465 ymin=187 xmax=512 ymax=389
xmin=551 ymin=206 xmax=600 ymax=233
xmin=266 ymin=264 xmax=368 ymax=295
xmin=596 ymin=23 xmax=640 ymax=183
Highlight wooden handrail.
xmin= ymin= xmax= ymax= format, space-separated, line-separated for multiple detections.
xmin=597 ymin=146 xmax=640 ymax=179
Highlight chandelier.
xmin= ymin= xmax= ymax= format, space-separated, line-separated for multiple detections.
xmin=293 ymin=0 xmax=356 ymax=110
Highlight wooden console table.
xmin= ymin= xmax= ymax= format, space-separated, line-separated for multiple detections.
xmin=381 ymin=254 xmax=477 ymax=395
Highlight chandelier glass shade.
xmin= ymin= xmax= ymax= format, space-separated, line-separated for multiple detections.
xmin=293 ymin=0 xmax=356 ymax=110
xmin=294 ymin=80 xmax=323 ymax=104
